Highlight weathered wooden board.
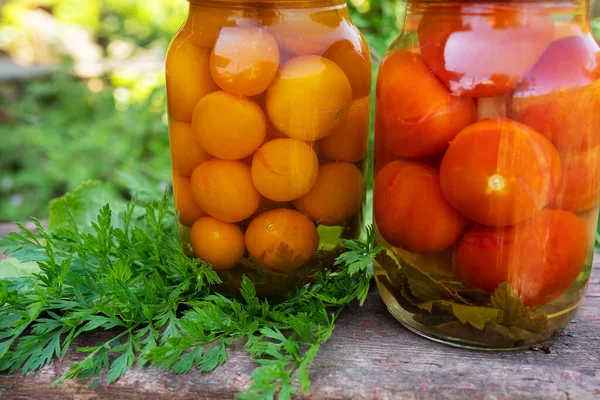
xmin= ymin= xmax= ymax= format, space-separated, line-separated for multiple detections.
xmin=0 ymin=223 xmax=599 ymax=399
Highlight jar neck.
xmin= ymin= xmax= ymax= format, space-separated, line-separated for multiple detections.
xmin=403 ymin=0 xmax=589 ymax=30
xmin=405 ymin=0 xmax=588 ymax=13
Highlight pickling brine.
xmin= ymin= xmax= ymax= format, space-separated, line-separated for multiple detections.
xmin=166 ymin=0 xmax=371 ymax=296
xmin=374 ymin=0 xmax=599 ymax=349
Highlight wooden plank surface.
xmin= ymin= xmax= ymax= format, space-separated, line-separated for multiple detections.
xmin=0 ymin=223 xmax=599 ymax=399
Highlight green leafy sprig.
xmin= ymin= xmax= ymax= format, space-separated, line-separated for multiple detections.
xmin=0 ymin=181 xmax=380 ymax=399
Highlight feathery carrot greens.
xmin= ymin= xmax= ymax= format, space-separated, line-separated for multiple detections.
xmin=0 ymin=181 xmax=379 ymax=399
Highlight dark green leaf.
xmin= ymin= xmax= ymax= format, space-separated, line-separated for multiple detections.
xmin=415 ymin=301 xmax=503 ymax=330
xmin=199 ymin=341 xmax=227 ymax=372
xmin=172 ymin=347 xmax=202 ymax=374
xmin=491 ymin=283 xmax=548 ymax=334
xmin=107 ymin=338 xmax=135 ymax=384
xmin=335 ymin=226 xmax=381 ymax=276
xmin=451 ymin=303 xmax=503 ymax=330
xmin=296 ymin=343 xmax=319 ymax=393
xmin=377 ymin=252 xmax=460 ymax=302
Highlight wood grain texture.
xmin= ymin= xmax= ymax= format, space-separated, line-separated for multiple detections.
xmin=0 ymin=223 xmax=599 ymax=400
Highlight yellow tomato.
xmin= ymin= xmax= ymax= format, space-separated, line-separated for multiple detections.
xmin=191 ymin=159 xmax=260 ymax=223
xmin=210 ymin=27 xmax=279 ymax=96
xmin=323 ymin=33 xmax=371 ymax=98
xmin=294 ymin=162 xmax=363 ymax=226
xmin=186 ymin=5 xmax=259 ymax=49
xmin=169 ymin=121 xmax=212 ymax=176
xmin=265 ymin=9 xmax=345 ymax=56
xmin=190 ymin=217 xmax=245 ymax=270
xmin=173 ymin=173 xmax=206 ymax=227
xmin=318 ymin=97 xmax=369 ymax=162
xmin=266 ymin=56 xmax=352 ymax=141
xmin=245 ymin=209 xmax=319 ymax=271
xmin=166 ymin=39 xmax=217 ymax=122
xmin=192 ymin=91 xmax=266 ymax=160
xmin=251 ymin=138 xmax=319 ymax=201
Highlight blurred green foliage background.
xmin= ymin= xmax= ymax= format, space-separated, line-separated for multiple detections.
xmin=0 ymin=0 xmax=400 ymax=222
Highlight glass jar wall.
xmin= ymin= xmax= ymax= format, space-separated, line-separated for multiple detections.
xmin=374 ymin=0 xmax=599 ymax=349
xmin=166 ymin=0 xmax=371 ymax=296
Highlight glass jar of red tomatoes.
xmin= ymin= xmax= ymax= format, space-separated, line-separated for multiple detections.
xmin=374 ymin=0 xmax=599 ymax=349
xmin=166 ymin=0 xmax=371 ymax=296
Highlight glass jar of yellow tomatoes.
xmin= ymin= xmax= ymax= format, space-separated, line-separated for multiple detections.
xmin=166 ymin=0 xmax=371 ymax=296
xmin=374 ymin=0 xmax=600 ymax=349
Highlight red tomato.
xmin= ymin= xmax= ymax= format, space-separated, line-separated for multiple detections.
xmin=418 ymin=5 xmax=554 ymax=97
xmin=454 ymin=209 xmax=588 ymax=307
xmin=373 ymin=118 xmax=400 ymax=175
xmin=439 ymin=119 xmax=561 ymax=227
xmin=376 ymin=48 xmax=476 ymax=159
xmin=549 ymin=146 xmax=600 ymax=212
xmin=374 ymin=160 xmax=468 ymax=253
xmin=511 ymin=34 xmax=600 ymax=153
xmin=513 ymin=34 xmax=600 ymax=97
